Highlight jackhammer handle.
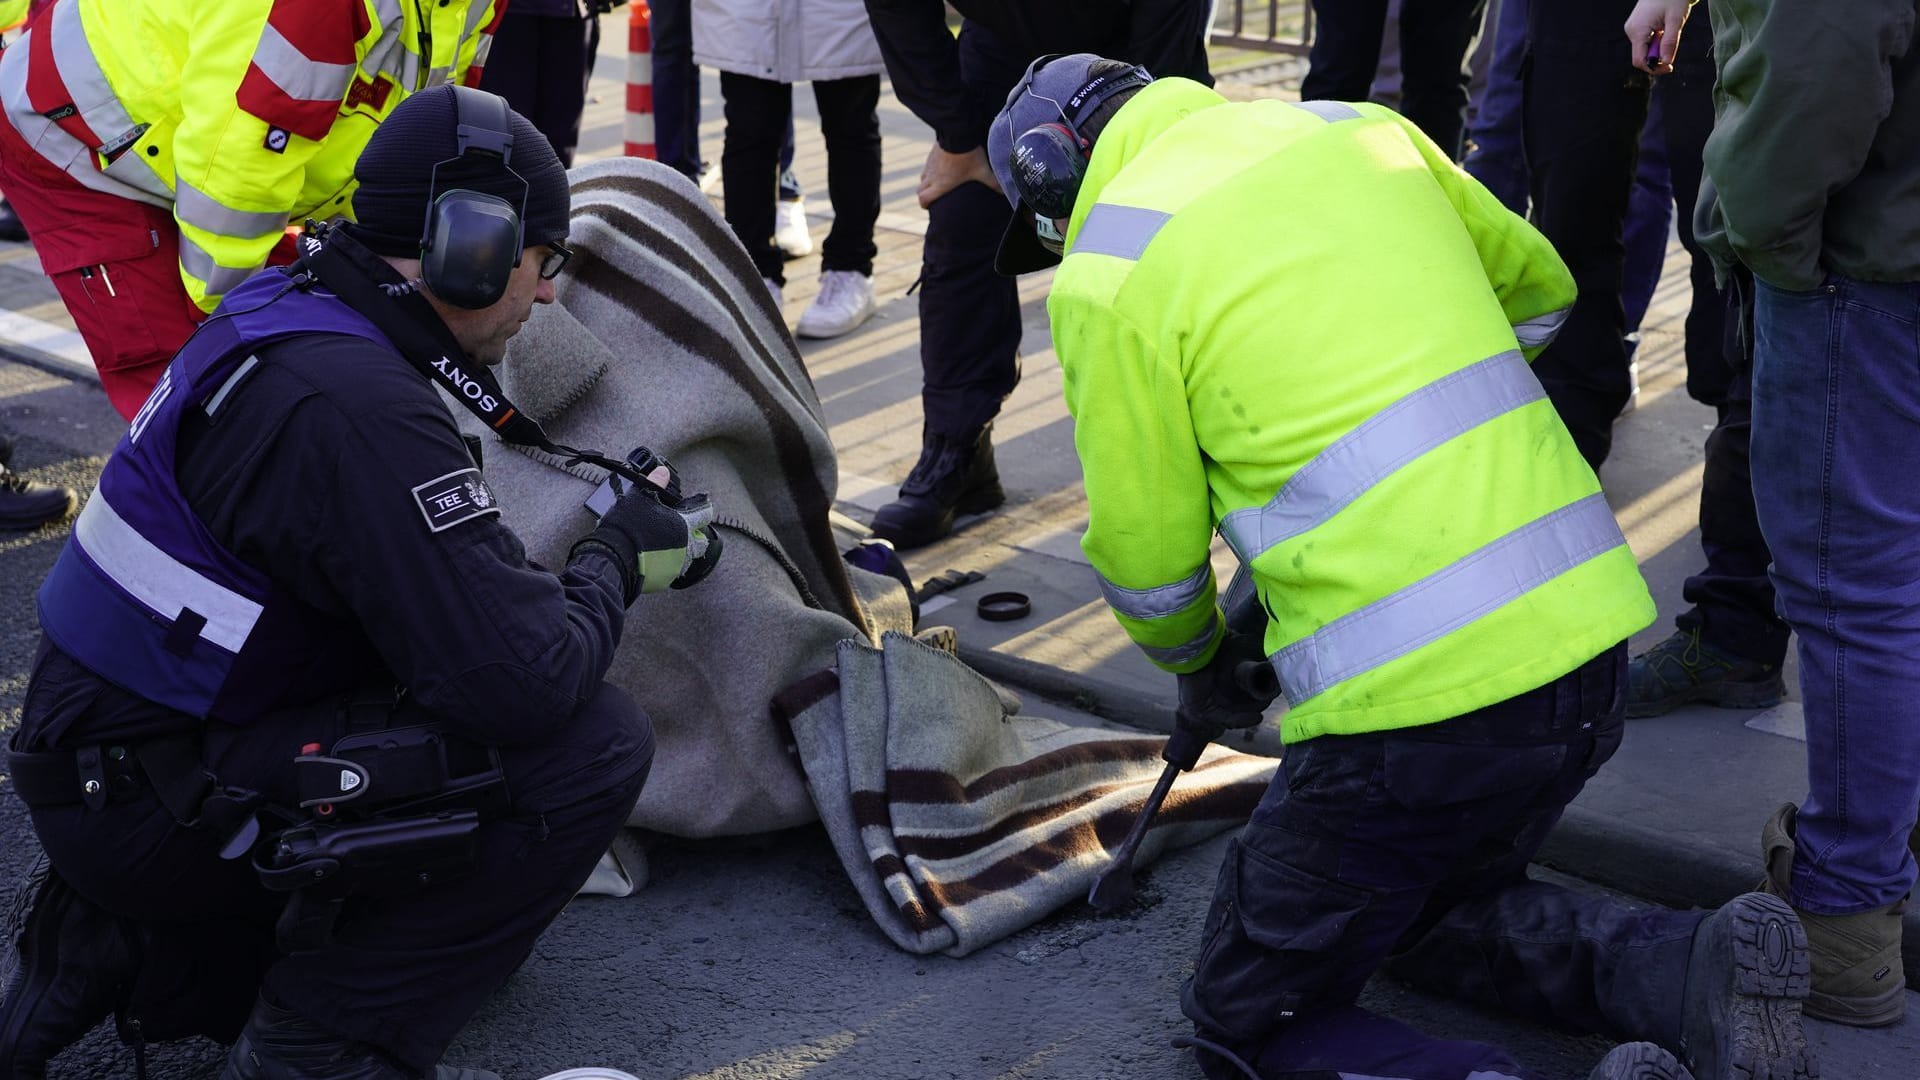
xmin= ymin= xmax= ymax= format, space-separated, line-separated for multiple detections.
xmin=1233 ymin=659 xmax=1280 ymax=704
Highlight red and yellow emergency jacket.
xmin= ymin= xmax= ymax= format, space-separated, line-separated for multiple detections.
xmin=0 ymin=0 xmax=504 ymax=312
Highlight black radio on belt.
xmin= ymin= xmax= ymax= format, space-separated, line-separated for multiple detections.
xmin=288 ymin=724 xmax=508 ymax=820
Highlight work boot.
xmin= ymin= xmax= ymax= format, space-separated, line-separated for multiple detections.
xmin=1677 ymin=892 xmax=1815 ymax=1080
xmin=1590 ymin=1042 xmax=1694 ymax=1080
xmin=1627 ymin=627 xmax=1786 ymax=718
xmin=0 ymin=855 xmax=141 ymax=1079
xmin=221 ymin=994 xmax=500 ymax=1080
xmin=868 ymin=425 xmax=1004 ymax=550
xmin=0 ymin=199 xmax=27 ymax=243
xmin=0 ymin=437 xmax=76 ymax=531
xmin=1761 ymin=802 xmax=1908 ymax=1026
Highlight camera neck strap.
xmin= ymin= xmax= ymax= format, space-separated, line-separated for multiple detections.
xmin=292 ymin=223 xmax=655 ymax=487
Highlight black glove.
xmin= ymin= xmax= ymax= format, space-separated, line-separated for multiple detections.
xmin=1167 ymin=627 xmax=1279 ymax=769
xmin=568 ymin=479 xmax=722 ymax=604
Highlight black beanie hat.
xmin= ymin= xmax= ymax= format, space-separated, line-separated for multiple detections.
xmin=347 ymin=84 xmax=571 ymax=258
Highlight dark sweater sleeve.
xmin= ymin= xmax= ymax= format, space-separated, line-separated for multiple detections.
xmin=188 ymin=338 xmax=629 ymax=743
xmin=864 ymin=0 xmax=985 ymax=152
xmin=1125 ymin=0 xmax=1214 ymax=84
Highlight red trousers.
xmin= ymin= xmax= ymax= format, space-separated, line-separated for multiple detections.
xmin=0 ymin=115 xmax=208 ymax=419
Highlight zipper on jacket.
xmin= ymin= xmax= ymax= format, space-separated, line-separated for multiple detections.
xmin=413 ymin=0 xmax=431 ymax=90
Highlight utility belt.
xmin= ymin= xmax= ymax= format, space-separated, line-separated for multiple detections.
xmin=8 ymin=687 xmax=511 ymax=953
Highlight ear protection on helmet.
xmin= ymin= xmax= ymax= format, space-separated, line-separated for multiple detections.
xmin=1009 ymin=58 xmax=1153 ymax=222
xmin=420 ymin=87 xmax=528 ymax=310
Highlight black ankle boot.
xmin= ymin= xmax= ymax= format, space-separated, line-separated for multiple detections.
xmin=222 ymin=995 xmax=501 ymax=1080
xmin=869 ymin=425 xmax=1005 ymax=550
xmin=0 ymin=857 xmax=140 ymax=1079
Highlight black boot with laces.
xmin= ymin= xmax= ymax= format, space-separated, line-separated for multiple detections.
xmin=0 ymin=438 xmax=76 ymax=531
xmin=869 ymin=424 xmax=1005 ymax=550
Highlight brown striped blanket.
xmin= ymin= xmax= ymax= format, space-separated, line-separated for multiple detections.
xmin=777 ymin=631 xmax=1277 ymax=957
xmin=475 ymin=157 xmax=1277 ymax=953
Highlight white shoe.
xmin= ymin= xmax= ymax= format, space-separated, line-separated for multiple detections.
xmin=774 ymin=197 xmax=813 ymax=259
xmin=794 ymin=270 xmax=875 ymax=339
xmin=764 ymin=276 xmax=784 ymax=310
xmin=696 ymin=161 xmax=719 ymax=193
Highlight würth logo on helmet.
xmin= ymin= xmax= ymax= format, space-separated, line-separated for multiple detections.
xmin=263 ymin=126 xmax=290 ymax=153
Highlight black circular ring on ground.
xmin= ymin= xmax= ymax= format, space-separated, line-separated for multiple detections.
xmin=976 ymin=591 xmax=1032 ymax=622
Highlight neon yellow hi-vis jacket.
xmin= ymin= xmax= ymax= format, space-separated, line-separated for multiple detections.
xmin=0 ymin=1 xmax=27 ymax=31
xmin=1050 ymin=79 xmax=1655 ymax=744
xmin=0 ymin=0 xmax=505 ymax=312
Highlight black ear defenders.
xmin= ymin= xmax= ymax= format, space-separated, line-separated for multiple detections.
xmin=420 ymin=87 xmax=528 ymax=310
xmin=1009 ymin=57 xmax=1153 ymax=222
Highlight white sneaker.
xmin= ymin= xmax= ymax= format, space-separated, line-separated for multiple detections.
xmin=764 ymin=276 xmax=784 ymax=310
xmin=696 ymin=161 xmax=720 ymax=193
xmin=774 ymin=197 xmax=813 ymax=259
xmin=795 ymin=270 xmax=875 ymax=339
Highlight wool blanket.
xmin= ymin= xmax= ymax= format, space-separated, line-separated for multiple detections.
xmin=468 ymin=157 xmax=1277 ymax=951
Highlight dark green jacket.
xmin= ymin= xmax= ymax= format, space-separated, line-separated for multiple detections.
xmin=1700 ymin=0 xmax=1920 ymax=290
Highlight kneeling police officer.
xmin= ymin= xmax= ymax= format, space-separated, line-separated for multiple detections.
xmin=0 ymin=85 xmax=719 ymax=1079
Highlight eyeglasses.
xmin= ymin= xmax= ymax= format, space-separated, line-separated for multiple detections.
xmin=537 ymin=241 xmax=572 ymax=281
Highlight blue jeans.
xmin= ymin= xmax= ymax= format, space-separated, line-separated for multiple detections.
xmin=1181 ymin=644 xmax=1704 ymax=1079
xmin=1751 ymin=274 xmax=1920 ymax=914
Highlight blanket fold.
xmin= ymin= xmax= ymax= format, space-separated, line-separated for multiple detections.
xmin=779 ymin=631 xmax=1278 ymax=957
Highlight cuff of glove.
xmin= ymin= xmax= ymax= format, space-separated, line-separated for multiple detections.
xmin=568 ymin=537 xmax=639 ymax=606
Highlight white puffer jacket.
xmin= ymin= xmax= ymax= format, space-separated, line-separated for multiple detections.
xmin=691 ymin=0 xmax=883 ymax=83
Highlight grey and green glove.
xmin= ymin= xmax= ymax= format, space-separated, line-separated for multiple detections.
xmin=568 ymin=480 xmax=722 ymax=604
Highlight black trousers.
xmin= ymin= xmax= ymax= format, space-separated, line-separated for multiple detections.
xmin=718 ymin=71 xmax=880 ymax=285
xmin=1181 ymin=644 xmax=1707 ymax=1079
xmin=18 ymin=653 xmax=653 ymax=1071
xmin=1674 ymin=270 xmax=1789 ymax=667
xmin=1300 ymin=0 xmax=1489 ymax=160
xmin=916 ymin=21 xmax=1032 ymax=440
xmin=483 ymin=12 xmax=601 ymax=168
xmin=1523 ymin=0 xmax=1717 ymax=466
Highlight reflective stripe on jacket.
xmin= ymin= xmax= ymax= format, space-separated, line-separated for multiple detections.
xmin=0 ymin=0 xmax=502 ymax=313
xmin=1050 ymin=79 xmax=1653 ymax=743
xmin=37 ymin=269 xmax=393 ymax=719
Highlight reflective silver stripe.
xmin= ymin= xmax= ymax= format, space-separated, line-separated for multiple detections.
xmin=1513 ymin=305 xmax=1571 ymax=349
xmin=461 ymin=0 xmax=494 ymax=41
xmin=370 ymin=0 xmax=404 ymax=31
xmin=203 ymin=355 xmax=262 ymax=418
xmin=48 ymin=1 xmax=139 ymax=150
xmin=1097 ymin=563 xmax=1212 ymax=622
xmin=1141 ymin=617 xmax=1220 ymax=667
xmin=1291 ymin=100 xmax=1363 ymax=123
xmin=468 ymin=35 xmax=493 ymax=71
xmin=1271 ymin=494 xmax=1626 ymax=704
xmin=176 ymin=180 xmax=288 ymax=240
xmin=425 ymin=65 xmax=453 ymax=87
xmin=252 ymin=23 xmax=356 ymax=103
xmin=1072 ymin=203 xmax=1172 ymax=262
xmin=0 ymin=14 xmax=171 ymax=203
xmin=178 ymin=235 xmax=257 ymax=299
xmin=75 ymin=490 xmax=263 ymax=653
xmin=1219 ymin=351 xmax=1542 ymax=563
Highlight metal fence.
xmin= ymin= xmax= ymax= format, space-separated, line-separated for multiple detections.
xmin=1210 ymin=0 xmax=1314 ymax=56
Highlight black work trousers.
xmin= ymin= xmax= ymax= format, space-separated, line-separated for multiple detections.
xmin=718 ymin=71 xmax=881 ymax=286
xmin=1300 ymin=0 xmax=1489 ymax=160
xmin=18 ymin=653 xmax=653 ymax=1071
xmin=1181 ymin=644 xmax=1707 ymax=1079
xmin=483 ymin=12 xmax=601 ymax=168
xmin=1674 ymin=270 xmax=1789 ymax=667
xmin=917 ymin=21 xmax=1032 ymax=439
xmin=1524 ymin=0 xmax=1718 ymax=467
